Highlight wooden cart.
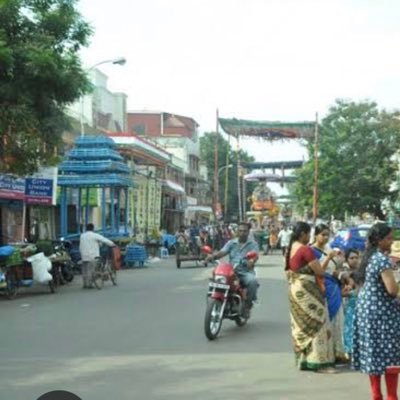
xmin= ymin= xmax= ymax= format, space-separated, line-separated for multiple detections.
xmin=175 ymin=241 xmax=207 ymax=269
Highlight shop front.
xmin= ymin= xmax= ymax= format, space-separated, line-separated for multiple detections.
xmin=0 ymin=169 xmax=58 ymax=244
xmin=162 ymin=179 xmax=185 ymax=234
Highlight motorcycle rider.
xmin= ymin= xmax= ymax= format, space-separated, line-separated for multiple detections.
xmin=206 ymin=221 xmax=259 ymax=315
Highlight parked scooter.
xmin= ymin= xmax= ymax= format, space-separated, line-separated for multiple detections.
xmin=202 ymin=246 xmax=259 ymax=340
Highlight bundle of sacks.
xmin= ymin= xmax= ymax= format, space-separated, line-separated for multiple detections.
xmin=27 ymin=252 xmax=52 ymax=283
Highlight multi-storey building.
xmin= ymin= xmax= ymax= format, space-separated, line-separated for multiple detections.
xmin=67 ymin=68 xmax=127 ymax=135
xmin=127 ymin=111 xmax=212 ymax=224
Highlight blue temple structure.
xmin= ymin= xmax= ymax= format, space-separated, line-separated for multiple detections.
xmin=58 ymin=136 xmax=134 ymax=238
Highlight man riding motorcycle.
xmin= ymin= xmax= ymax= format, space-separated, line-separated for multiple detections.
xmin=205 ymin=222 xmax=259 ymax=315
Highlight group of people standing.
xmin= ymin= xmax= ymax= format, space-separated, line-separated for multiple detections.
xmin=286 ymin=221 xmax=400 ymax=399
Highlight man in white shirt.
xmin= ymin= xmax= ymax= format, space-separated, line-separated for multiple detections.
xmin=79 ymin=223 xmax=115 ymax=288
xmin=278 ymin=225 xmax=293 ymax=256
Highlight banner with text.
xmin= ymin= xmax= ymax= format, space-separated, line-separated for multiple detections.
xmin=0 ymin=167 xmax=57 ymax=205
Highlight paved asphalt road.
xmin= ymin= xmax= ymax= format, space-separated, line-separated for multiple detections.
xmin=0 ymin=254 xmax=370 ymax=400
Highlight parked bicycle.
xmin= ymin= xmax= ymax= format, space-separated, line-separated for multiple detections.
xmin=91 ymin=246 xmax=118 ymax=290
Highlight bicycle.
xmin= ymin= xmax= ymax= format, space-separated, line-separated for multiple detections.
xmin=91 ymin=247 xmax=117 ymax=290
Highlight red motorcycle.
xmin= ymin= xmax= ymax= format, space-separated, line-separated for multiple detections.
xmin=202 ymin=246 xmax=258 ymax=340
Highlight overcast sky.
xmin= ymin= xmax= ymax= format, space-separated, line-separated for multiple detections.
xmin=77 ymin=0 xmax=400 ymax=166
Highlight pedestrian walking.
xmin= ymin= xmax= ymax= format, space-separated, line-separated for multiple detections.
xmin=79 ymin=223 xmax=115 ymax=289
xmin=352 ymin=223 xmax=400 ymax=400
xmin=278 ymin=225 xmax=292 ymax=256
xmin=285 ymin=221 xmax=335 ymax=373
xmin=269 ymin=225 xmax=278 ymax=255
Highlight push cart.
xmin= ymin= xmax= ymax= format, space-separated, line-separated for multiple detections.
xmin=0 ymin=245 xmax=56 ymax=299
xmin=175 ymin=238 xmax=209 ymax=269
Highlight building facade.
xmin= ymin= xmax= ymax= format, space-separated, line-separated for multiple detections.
xmin=67 ymin=68 xmax=127 ymax=134
xmin=128 ymin=111 xmax=212 ymax=225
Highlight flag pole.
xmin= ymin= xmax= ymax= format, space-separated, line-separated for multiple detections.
xmin=237 ymin=134 xmax=242 ymax=222
xmin=312 ymin=112 xmax=319 ymax=225
xmin=224 ymin=133 xmax=230 ymax=220
xmin=214 ymin=109 xmax=219 ymax=219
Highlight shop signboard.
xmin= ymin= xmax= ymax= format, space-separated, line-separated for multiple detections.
xmin=0 ymin=175 xmax=25 ymax=200
xmin=25 ymin=167 xmax=57 ymax=205
xmin=0 ymin=167 xmax=57 ymax=205
xmin=25 ymin=178 xmax=54 ymax=205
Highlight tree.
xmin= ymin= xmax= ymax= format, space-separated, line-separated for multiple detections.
xmin=0 ymin=0 xmax=92 ymax=175
xmin=200 ymin=132 xmax=255 ymax=220
xmin=293 ymin=99 xmax=400 ymax=220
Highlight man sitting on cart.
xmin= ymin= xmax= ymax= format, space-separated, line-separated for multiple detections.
xmin=205 ymin=222 xmax=259 ymax=315
xmin=188 ymin=221 xmax=200 ymax=254
xmin=176 ymin=225 xmax=190 ymax=254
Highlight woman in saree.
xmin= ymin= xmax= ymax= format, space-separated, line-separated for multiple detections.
xmin=311 ymin=223 xmax=347 ymax=363
xmin=285 ymin=221 xmax=335 ymax=372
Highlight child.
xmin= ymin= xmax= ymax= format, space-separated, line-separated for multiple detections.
xmin=341 ymin=271 xmax=359 ymax=357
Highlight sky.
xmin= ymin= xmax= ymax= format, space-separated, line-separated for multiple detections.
xmin=76 ymin=0 xmax=400 ymax=169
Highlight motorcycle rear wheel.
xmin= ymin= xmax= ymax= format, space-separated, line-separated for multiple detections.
xmin=204 ymin=298 xmax=223 ymax=340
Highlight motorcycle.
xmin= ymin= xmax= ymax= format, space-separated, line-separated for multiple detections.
xmin=60 ymin=239 xmax=82 ymax=275
xmin=203 ymin=246 xmax=259 ymax=340
xmin=49 ymin=239 xmax=74 ymax=285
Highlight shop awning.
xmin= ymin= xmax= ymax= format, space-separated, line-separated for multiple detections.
xmin=186 ymin=205 xmax=213 ymax=213
xmin=162 ymin=180 xmax=185 ymax=194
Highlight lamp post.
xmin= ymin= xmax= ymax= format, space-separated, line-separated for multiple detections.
xmin=217 ymin=164 xmax=233 ymax=178
xmin=80 ymin=57 xmax=127 ymax=136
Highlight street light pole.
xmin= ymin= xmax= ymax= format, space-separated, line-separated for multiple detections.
xmin=80 ymin=57 xmax=127 ymax=137
xmin=217 ymin=164 xmax=233 ymax=178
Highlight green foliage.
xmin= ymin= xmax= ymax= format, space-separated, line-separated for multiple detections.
xmin=293 ymin=99 xmax=400 ymax=220
xmin=200 ymin=132 xmax=255 ymax=220
xmin=0 ymin=0 xmax=92 ymax=175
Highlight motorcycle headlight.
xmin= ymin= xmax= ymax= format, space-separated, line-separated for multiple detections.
xmin=214 ymin=275 xmax=227 ymax=284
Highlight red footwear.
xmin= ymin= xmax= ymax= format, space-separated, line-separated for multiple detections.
xmin=385 ymin=371 xmax=399 ymax=400
xmin=369 ymin=375 xmax=383 ymax=400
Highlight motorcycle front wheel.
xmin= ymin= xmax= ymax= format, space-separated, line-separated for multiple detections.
xmin=204 ymin=298 xmax=224 ymax=340
xmin=62 ymin=262 xmax=74 ymax=283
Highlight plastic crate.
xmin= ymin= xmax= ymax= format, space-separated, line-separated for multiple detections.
xmin=124 ymin=245 xmax=148 ymax=268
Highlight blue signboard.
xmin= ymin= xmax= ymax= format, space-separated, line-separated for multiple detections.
xmin=0 ymin=175 xmax=25 ymax=200
xmin=25 ymin=178 xmax=54 ymax=205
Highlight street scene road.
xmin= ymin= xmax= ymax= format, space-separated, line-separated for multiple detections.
xmin=0 ymin=255 xmax=369 ymax=400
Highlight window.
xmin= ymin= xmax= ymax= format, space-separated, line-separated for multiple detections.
xmin=133 ymin=124 xmax=146 ymax=135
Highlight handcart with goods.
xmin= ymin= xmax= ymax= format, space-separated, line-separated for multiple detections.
xmin=0 ymin=244 xmax=57 ymax=299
